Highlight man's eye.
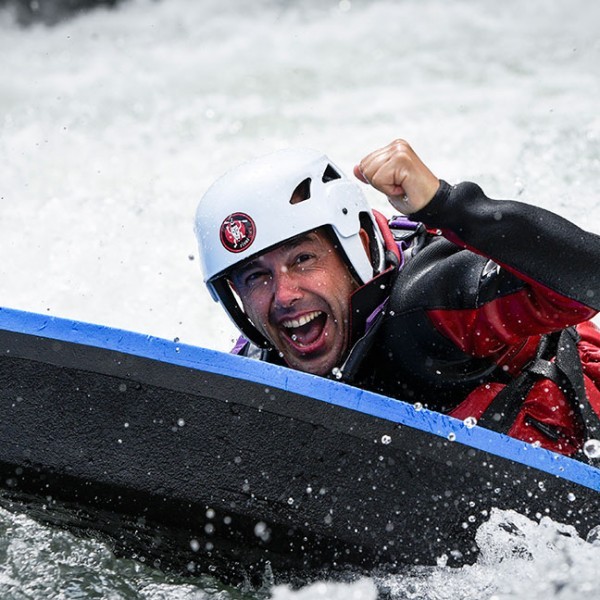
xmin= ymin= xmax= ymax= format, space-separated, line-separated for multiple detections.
xmin=245 ymin=271 xmax=269 ymax=286
xmin=295 ymin=253 xmax=313 ymax=265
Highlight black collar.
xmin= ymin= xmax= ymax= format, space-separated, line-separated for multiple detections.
xmin=348 ymin=265 xmax=397 ymax=343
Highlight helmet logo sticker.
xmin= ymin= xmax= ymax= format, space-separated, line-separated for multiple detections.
xmin=220 ymin=213 xmax=256 ymax=253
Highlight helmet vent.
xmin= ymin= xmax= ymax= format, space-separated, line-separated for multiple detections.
xmin=289 ymin=178 xmax=312 ymax=205
xmin=322 ymin=164 xmax=341 ymax=183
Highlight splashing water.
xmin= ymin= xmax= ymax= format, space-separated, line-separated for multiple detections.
xmin=1 ymin=0 xmax=600 ymax=598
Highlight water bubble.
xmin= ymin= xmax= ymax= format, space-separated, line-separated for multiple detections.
xmin=447 ymin=432 xmax=456 ymax=442
xmin=189 ymin=539 xmax=200 ymax=552
xmin=414 ymin=402 xmax=423 ymax=411
xmin=177 ymin=418 xmax=185 ymax=427
xmin=206 ymin=508 xmax=215 ymax=519
xmin=254 ymin=521 xmax=271 ymax=541
xmin=436 ymin=554 xmax=448 ymax=567
xmin=381 ymin=434 xmax=392 ymax=445
xmin=331 ymin=367 xmax=343 ymax=380
xmin=287 ymin=497 xmax=294 ymax=505
xmin=587 ymin=525 xmax=600 ymax=545
xmin=463 ymin=416 xmax=477 ymax=429
xmin=584 ymin=439 xmax=600 ymax=459
xmin=567 ymin=492 xmax=576 ymax=502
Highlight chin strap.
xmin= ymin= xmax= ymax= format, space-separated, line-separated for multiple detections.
xmin=211 ymin=277 xmax=273 ymax=350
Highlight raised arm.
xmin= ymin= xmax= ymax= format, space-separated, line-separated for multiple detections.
xmin=355 ymin=139 xmax=600 ymax=313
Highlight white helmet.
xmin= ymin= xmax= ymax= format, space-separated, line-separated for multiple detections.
xmin=194 ymin=148 xmax=385 ymax=347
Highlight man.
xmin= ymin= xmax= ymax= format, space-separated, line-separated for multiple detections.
xmin=195 ymin=139 xmax=600 ymax=459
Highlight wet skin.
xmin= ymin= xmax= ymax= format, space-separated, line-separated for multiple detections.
xmin=230 ymin=231 xmax=360 ymax=376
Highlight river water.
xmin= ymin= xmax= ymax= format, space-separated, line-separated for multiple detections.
xmin=1 ymin=0 xmax=600 ymax=597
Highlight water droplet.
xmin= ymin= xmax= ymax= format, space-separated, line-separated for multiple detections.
xmin=338 ymin=0 xmax=351 ymax=13
xmin=587 ymin=525 xmax=600 ymax=545
xmin=584 ymin=439 xmax=600 ymax=459
xmin=287 ymin=497 xmax=294 ymax=505
xmin=463 ymin=416 xmax=477 ymax=429
xmin=189 ymin=539 xmax=200 ymax=552
xmin=381 ymin=434 xmax=392 ymax=445
xmin=414 ymin=402 xmax=423 ymax=411
xmin=254 ymin=521 xmax=270 ymax=541
xmin=567 ymin=492 xmax=576 ymax=502
xmin=177 ymin=418 xmax=185 ymax=427
xmin=331 ymin=367 xmax=343 ymax=380
xmin=447 ymin=432 xmax=456 ymax=442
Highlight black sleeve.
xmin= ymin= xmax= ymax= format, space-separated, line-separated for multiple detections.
xmin=411 ymin=180 xmax=600 ymax=311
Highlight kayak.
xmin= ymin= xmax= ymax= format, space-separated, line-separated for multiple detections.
xmin=1 ymin=306 xmax=599 ymax=583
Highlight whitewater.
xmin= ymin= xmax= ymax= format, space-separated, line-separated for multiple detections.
xmin=1 ymin=0 xmax=600 ymax=597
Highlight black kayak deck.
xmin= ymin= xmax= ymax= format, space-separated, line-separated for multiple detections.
xmin=0 ymin=306 xmax=599 ymax=582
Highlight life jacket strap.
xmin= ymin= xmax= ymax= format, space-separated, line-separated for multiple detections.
xmin=477 ymin=327 xmax=600 ymax=462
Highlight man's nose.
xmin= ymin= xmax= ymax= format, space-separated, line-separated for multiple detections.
xmin=273 ymin=269 xmax=302 ymax=307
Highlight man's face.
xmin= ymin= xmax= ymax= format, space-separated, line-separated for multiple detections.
xmin=230 ymin=230 xmax=360 ymax=376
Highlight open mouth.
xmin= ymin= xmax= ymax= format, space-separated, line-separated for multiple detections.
xmin=281 ymin=310 xmax=328 ymax=350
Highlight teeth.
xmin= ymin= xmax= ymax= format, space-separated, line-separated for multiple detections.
xmin=282 ymin=311 xmax=322 ymax=329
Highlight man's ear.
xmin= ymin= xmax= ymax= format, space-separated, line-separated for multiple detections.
xmin=359 ymin=228 xmax=371 ymax=262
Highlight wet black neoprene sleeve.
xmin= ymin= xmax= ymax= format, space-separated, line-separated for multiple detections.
xmin=411 ymin=180 xmax=600 ymax=311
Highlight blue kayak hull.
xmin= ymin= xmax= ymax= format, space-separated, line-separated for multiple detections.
xmin=1 ymin=307 xmax=599 ymax=582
